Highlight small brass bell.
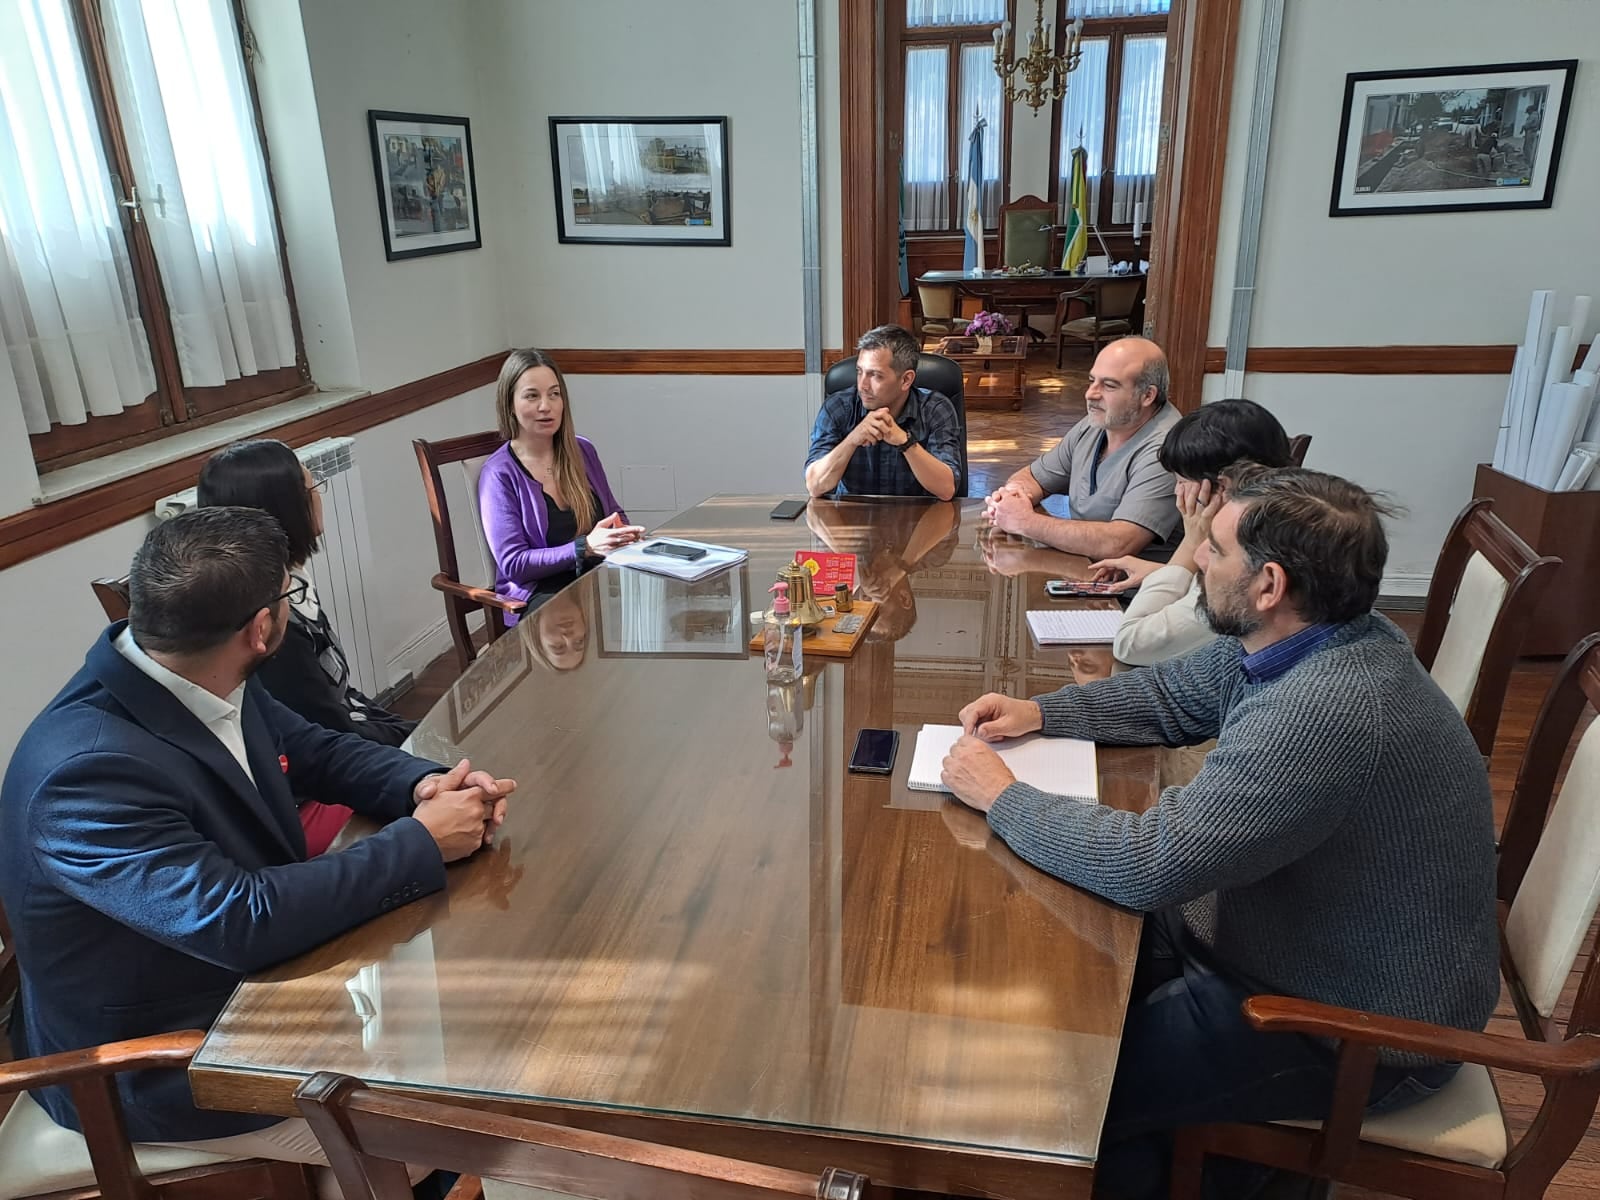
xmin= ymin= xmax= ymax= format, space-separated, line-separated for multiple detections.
xmin=765 ymin=560 xmax=829 ymax=629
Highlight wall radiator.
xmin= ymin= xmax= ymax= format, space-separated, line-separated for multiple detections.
xmin=154 ymin=436 xmax=388 ymax=699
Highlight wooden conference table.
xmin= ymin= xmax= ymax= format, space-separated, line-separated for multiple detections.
xmin=189 ymin=497 xmax=1161 ymax=1200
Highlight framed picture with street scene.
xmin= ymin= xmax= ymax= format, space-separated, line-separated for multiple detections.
xmin=548 ymin=116 xmax=731 ymax=246
xmin=1329 ymin=60 xmax=1576 ymax=217
xmin=368 ymin=110 xmax=482 ymax=260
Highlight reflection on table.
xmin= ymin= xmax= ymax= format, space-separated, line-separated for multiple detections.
xmin=191 ymin=497 xmax=1159 ymax=1200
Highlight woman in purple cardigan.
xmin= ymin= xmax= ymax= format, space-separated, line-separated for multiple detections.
xmin=478 ymin=349 xmax=643 ymax=617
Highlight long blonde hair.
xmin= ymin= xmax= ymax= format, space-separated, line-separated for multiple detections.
xmin=495 ymin=349 xmax=598 ymax=533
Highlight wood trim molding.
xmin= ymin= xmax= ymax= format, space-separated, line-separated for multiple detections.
xmin=548 ymin=349 xmax=807 ymax=375
xmin=1201 ymin=343 xmax=1594 ymax=376
xmin=841 ymin=0 xmax=886 ymax=348
xmin=0 ymin=352 xmax=504 ymax=574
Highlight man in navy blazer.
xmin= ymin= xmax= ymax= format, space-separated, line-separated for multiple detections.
xmin=0 ymin=507 xmax=515 ymax=1159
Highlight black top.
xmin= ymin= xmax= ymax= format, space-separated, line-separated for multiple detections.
xmin=537 ymin=488 xmax=603 ymax=597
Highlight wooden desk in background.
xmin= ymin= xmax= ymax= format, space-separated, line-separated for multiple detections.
xmin=190 ymin=498 xmax=1160 ymax=1200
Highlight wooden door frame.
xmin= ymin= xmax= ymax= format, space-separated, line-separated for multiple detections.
xmin=841 ymin=0 xmax=1243 ymax=413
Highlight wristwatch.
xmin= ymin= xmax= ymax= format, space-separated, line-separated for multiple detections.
xmin=897 ymin=433 xmax=920 ymax=454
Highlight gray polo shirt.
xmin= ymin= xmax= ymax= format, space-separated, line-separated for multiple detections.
xmin=1028 ymin=404 xmax=1182 ymax=548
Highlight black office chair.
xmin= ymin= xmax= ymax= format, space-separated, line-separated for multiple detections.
xmin=824 ymin=353 xmax=968 ymax=498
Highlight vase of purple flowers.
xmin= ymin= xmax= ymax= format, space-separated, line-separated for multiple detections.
xmin=967 ymin=310 xmax=1013 ymax=354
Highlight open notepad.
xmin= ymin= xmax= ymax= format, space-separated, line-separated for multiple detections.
xmin=908 ymin=725 xmax=1098 ymax=800
xmin=1026 ymin=608 xmax=1122 ymax=645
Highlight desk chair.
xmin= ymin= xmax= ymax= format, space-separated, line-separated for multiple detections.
xmin=295 ymin=1071 xmax=874 ymax=1200
xmin=1415 ymin=498 xmax=1561 ymax=759
xmin=1288 ymin=434 xmax=1312 ymax=467
xmin=413 ymin=433 xmax=525 ymax=672
xmin=0 ymin=903 xmax=313 ymax=1200
xmin=824 ymin=354 xmax=967 ymax=498
xmin=915 ymin=283 xmax=961 ymax=338
xmin=1053 ymin=277 xmax=1145 ymax=367
xmin=1172 ymin=632 xmax=1600 ymax=1200
xmin=997 ymin=193 xmax=1056 ymax=338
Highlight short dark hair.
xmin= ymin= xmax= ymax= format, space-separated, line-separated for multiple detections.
xmin=197 ymin=439 xmax=319 ymax=565
xmin=129 ymin=507 xmax=290 ymax=655
xmin=1226 ymin=466 xmax=1402 ymax=625
xmin=1159 ymin=398 xmax=1292 ymax=483
xmin=856 ymin=325 xmax=920 ymax=376
xmin=1133 ymin=346 xmax=1170 ymax=410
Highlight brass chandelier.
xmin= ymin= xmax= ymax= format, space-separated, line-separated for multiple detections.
xmin=993 ymin=0 xmax=1084 ymax=115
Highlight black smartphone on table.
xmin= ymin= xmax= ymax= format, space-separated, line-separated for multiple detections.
xmin=641 ymin=540 xmax=708 ymax=562
xmin=770 ymin=499 xmax=809 ymax=520
xmin=848 ymin=728 xmax=900 ymax=775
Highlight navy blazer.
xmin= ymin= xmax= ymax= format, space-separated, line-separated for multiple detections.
xmin=0 ymin=624 xmax=449 ymax=1143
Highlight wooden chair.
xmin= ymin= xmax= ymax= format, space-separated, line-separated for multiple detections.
xmin=1053 ymin=277 xmax=1145 ymax=367
xmin=915 ymin=283 xmax=960 ymax=338
xmin=294 ymin=1071 xmax=873 ymax=1200
xmin=996 ymin=193 xmax=1056 ymax=337
xmin=90 ymin=578 xmax=130 ymax=623
xmin=0 ymin=904 xmax=313 ymax=1200
xmin=1171 ymin=631 xmax=1600 ymax=1200
xmin=413 ymin=433 xmax=525 ymax=672
xmin=1415 ymin=498 xmax=1562 ymax=758
xmin=1288 ymin=434 xmax=1312 ymax=467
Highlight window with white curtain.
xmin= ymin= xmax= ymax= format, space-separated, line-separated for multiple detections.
xmin=0 ymin=0 xmax=303 ymax=469
xmin=906 ymin=0 xmax=1006 ymax=28
xmin=1052 ymin=1 xmax=1168 ymax=231
xmin=901 ymin=21 xmax=1003 ymax=232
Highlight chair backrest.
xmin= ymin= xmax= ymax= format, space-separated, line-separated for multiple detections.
xmin=915 ymin=283 xmax=956 ymax=322
xmin=294 ymin=1072 xmax=871 ymax=1200
xmin=1416 ymin=497 xmax=1562 ymax=757
xmin=1287 ymin=433 xmax=1311 ymax=467
xmin=91 ymin=577 xmax=131 ymax=623
xmin=998 ymin=194 xmax=1053 ymax=268
xmin=412 ymin=432 xmax=504 ymax=593
xmin=823 ymin=353 xmax=968 ymax=498
xmin=1497 ymin=633 xmax=1600 ymax=1035
xmin=1095 ymin=277 xmax=1145 ymax=321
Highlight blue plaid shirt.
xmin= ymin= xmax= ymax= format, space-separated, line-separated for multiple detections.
xmin=805 ymin=386 xmax=962 ymax=498
xmin=1240 ymin=621 xmax=1342 ymax=684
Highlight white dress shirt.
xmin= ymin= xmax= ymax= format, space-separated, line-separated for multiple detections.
xmin=114 ymin=627 xmax=255 ymax=785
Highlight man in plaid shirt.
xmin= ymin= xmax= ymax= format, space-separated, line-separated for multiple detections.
xmin=805 ymin=325 xmax=961 ymax=500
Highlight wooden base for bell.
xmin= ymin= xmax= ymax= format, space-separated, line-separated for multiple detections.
xmin=748 ymin=601 xmax=879 ymax=657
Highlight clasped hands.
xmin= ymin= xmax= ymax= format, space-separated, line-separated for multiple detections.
xmin=412 ymin=758 xmax=515 ymax=862
xmin=849 ymin=408 xmax=911 ymax=449
xmin=584 ymin=512 xmax=646 ymax=556
xmin=982 ymin=483 xmax=1036 ymax=537
xmin=938 ymin=693 xmax=1043 ymax=813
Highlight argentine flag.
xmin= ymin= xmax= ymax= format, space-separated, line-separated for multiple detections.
xmin=961 ymin=118 xmax=987 ymax=272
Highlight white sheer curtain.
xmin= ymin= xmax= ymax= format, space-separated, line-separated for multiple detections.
xmin=101 ymin=0 xmax=294 ymax=388
xmin=1066 ymin=0 xmax=1169 ymax=16
xmin=1056 ymin=36 xmax=1108 ymax=222
xmin=1111 ymin=33 xmax=1165 ymax=224
xmin=906 ymin=0 xmax=1005 ymax=27
xmin=903 ymin=46 xmax=949 ymax=230
xmin=958 ymin=44 xmax=1002 ymax=226
xmin=0 ymin=0 xmax=156 ymax=434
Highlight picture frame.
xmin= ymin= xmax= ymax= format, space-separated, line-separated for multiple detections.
xmin=446 ymin=628 xmax=531 ymax=741
xmin=1329 ymin=60 xmax=1576 ymax=217
xmin=548 ymin=116 xmax=731 ymax=246
xmin=368 ymin=110 xmax=483 ymax=260
xmin=596 ymin=566 xmax=750 ymax=659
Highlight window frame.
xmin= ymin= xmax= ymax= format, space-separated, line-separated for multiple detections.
xmin=24 ymin=0 xmax=311 ymax=473
xmin=1047 ymin=4 xmax=1169 ymax=229
xmin=891 ymin=0 xmax=1011 ymax=234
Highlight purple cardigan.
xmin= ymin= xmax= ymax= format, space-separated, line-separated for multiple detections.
xmin=477 ymin=437 xmax=625 ymax=615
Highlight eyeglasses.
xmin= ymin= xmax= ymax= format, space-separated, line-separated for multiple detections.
xmin=232 ymin=578 xmax=309 ymax=629
xmin=307 ymin=476 xmax=330 ymax=495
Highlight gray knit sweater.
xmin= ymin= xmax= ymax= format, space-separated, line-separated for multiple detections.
xmin=988 ymin=613 xmax=1501 ymax=1041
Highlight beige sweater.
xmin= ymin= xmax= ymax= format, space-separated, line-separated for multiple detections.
xmin=1113 ymin=562 xmax=1215 ymax=665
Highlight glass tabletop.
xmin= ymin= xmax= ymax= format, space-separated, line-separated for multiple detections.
xmin=192 ymin=497 xmax=1158 ymax=1171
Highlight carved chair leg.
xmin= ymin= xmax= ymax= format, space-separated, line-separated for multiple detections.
xmin=445 ymin=599 xmax=475 ymax=673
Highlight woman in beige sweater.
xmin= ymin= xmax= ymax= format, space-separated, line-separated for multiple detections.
xmin=1091 ymin=399 xmax=1293 ymax=666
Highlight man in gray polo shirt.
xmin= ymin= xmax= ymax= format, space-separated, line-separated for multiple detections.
xmin=986 ymin=336 xmax=1180 ymax=560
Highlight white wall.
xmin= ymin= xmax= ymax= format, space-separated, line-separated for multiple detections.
xmin=1207 ymin=0 xmax=1600 ymax=587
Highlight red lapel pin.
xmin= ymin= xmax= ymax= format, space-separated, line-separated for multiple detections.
xmin=279 ymin=755 xmax=290 ymax=774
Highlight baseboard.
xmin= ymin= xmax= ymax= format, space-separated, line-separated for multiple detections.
xmin=1378 ymin=572 xmax=1431 ymax=609
xmin=387 ymin=617 xmax=457 ymax=685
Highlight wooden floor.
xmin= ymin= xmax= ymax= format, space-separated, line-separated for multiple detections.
xmin=396 ymin=345 xmax=1600 ymax=1199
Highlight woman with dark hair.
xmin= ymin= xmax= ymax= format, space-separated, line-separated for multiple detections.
xmin=1089 ymin=398 xmax=1293 ymax=665
xmin=196 ymin=438 xmax=416 ymax=747
xmin=478 ymin=349 xmax=643 ymax=617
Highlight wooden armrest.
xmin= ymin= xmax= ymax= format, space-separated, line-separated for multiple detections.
xmin=0 ymin=1030 xmax=205 ymax=1095
xmin=430 ymin=575 xmax=526 ymax=613
xmin=1245 ymin=995 xmax=1600 ymax=1078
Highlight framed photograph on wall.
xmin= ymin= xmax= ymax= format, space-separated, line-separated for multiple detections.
xmin=368 ymin=110 xmax=483 ymax=260
xmin=1330 ymin=60 xmax=1577 ymax=217
xmin=548 ymin=116 xmax=731 ymax=246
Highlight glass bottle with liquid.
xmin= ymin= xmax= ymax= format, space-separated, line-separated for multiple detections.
xmin=764 ymin=582 xmax=802 ymax=684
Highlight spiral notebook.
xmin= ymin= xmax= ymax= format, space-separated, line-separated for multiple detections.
xmin=907 ymin=725 xmax=1098 ymax=799
xmin=1026 ymin=608 xmax=1122 ymax=645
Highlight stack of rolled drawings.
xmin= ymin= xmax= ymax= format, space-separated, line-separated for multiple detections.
xmin=1493 ymin=290 xmax=1599 ymax=491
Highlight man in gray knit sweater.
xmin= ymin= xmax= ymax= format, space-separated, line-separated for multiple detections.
xmin=943 ymin=467 xmax=1500 ymax=1199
